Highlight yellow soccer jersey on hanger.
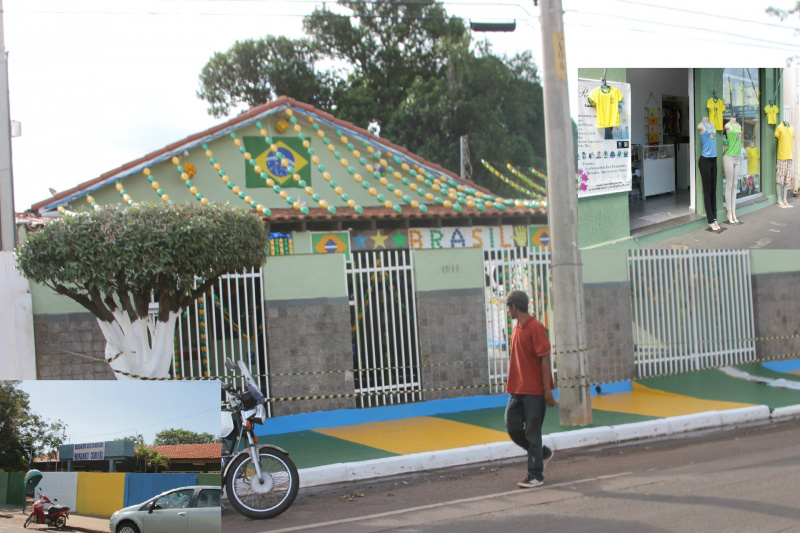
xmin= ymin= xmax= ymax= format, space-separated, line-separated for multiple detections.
xmin=764 ymin=104 xmax=779 ymax=125
xmin=589 ymin=86 xmax=624 ymax=128
xmin=707 ymin=97 xmax=726 ymax=130
xmin=745 ymin=146 xmax=759 ymax=175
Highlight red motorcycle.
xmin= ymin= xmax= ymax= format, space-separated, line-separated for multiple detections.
xmin=23 ymin=489 xmax=70 ymax=530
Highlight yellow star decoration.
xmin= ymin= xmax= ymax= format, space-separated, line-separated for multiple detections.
xmin=371 ymin=230 xmax=389 ymax=249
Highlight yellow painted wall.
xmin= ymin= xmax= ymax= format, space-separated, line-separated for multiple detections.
xmin=76 ymin=472 xmax=125 ymax=517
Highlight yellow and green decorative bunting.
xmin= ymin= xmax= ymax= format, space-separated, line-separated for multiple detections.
xmin=244 ymin=136 xmax=309 ymax=188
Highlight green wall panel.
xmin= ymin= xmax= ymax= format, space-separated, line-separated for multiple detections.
xmin=263 ymin=253 xmax=346 ymax=300
xmin=412 ymin=247 xmax=485 ymax=293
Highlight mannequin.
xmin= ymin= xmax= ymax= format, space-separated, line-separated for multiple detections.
xmin=697 ymin=117 xmax=720 ymax=231
xmin=775 ymin=119 xmax=795 ymax=208
xmin=723 ymin=117 xmax=742 ymax=223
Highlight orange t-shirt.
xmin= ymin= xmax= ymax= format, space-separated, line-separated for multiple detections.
xmin=506 ymin=317 xmax=554 ymax=395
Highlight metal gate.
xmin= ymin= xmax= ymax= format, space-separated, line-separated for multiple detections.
xmin=171 ymin=268 xmax=269 ymax=397
xmin=629 ymin=249 xmax=756 ymax=377
xmin=347 ymin=250 xmax=422 ymax=407
xmin=484 ymin=247 xmax=554 ymax=393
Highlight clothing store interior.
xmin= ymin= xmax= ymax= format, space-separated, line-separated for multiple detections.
xmin=626 ymin=68 xmax=762 ymax=234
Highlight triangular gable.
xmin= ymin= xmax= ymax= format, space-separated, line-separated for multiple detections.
xmin=32 ymin=96 xmax=546 ymax=221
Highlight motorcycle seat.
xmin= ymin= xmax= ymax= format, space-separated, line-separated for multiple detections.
xmin=47 ymin=506 xmax=68 ymax=515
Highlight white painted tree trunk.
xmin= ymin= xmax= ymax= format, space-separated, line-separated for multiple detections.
xmin=98 ymin=309 xmax=181 ymax=379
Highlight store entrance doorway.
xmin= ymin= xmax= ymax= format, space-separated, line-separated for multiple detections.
xmin=626 ymin=69 xmax=696 ymax=234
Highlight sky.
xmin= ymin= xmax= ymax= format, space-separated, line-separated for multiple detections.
xmin=18 ymin=380 xmax=221 ymax=445
xmin=3 ymin=0 xmax=798 ymax=212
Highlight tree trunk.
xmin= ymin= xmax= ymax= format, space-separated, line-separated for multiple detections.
xmin=98 ymin=310 xmax=181 ymax=379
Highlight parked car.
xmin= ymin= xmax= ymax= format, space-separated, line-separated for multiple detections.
xmin=109 ymin=485 xmax=220 ymax=533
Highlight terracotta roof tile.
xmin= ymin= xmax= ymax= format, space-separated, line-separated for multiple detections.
xmin=150 ymin=443 xmax=221 ymax=460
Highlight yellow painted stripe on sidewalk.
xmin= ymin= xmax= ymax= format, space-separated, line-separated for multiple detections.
xmin=315 ymin=417 xmax=509 ymax=455
xmin=591 ymin=382 xmax=756 ymax=418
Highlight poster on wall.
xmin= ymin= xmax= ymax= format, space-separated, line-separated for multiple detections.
xmin=576 ymin=78 xmax=633 ymax=197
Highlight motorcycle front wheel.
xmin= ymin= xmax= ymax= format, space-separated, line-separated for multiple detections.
xmin=23 ymin=514 xmax=34 ymax=528
xmin=225 ymin=448 xmax=299 ymax=519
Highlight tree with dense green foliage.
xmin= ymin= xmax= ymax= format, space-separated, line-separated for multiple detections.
xmin=0 ymin=382 xmax=67 ymax=471
xmin=197 ymin=35 xmax=336 ymax=117
xmin=196 ymin=0 xmax=546 ymax=197
xmin=153 ymin=428 xmax=218 ymax=446
xmin=16 ymin=203 xmax=269 ymax=379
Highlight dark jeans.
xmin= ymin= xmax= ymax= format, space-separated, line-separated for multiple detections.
xmin=698 ymin=156 xmax=718 ymax=223
xmin=505 ymin=394 xmax=550 ymax=481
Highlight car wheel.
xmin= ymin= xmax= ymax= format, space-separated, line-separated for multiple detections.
xmin=117 ymin=522 xmax=140 ymax=533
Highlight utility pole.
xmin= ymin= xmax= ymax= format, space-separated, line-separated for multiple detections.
xmin=0 ymin=0 xmax=17 ymax=251
xmin=538 ymin=0 xmax=592 ymax=425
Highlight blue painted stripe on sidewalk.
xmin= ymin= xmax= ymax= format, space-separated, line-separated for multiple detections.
xmin=259 ymin=380 xmax=632 ymax=435
xmin=763 ymin=359 xmax=800 ymax=373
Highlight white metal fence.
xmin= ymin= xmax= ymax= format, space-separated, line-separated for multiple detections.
xmin=347 ymin=250 xmax=422 ymax=408
xmin=628 ymin=249 xmax=756 ymax=377
xmin=484 ymin=247 xmax=554 ymax=393
xmin=171 ymin=268 xmax=269 ymax=399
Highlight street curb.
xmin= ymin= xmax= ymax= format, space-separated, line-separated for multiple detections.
xmin=297 ymin=405 xmax=775 ymax=488
xmin=771 ymin=404 xmax=800 ymax=421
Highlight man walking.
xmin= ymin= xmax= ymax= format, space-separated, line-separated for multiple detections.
xmin=503 ymin=290 xmax=556 ymax=488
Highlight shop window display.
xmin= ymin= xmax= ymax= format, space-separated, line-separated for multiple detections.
xmin=720 ymin=68 xmax=761 ymax=202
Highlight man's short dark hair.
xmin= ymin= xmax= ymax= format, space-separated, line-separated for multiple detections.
xmin=505 ymin=290 xmax=529 ymax=312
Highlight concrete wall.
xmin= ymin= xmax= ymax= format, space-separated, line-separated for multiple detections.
xmin=750 ymin=250 xmax=800 ymax=362
xmin=581 ymin=249 xmax=636 ymax=383
xmin=0 ymin=472 xmax=212 ymax=518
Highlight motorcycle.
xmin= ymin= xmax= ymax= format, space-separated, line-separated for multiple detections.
xmin=23 ymin=488 xmax=70 ymax=530
xmin=221 ymin=358 xmax=299 ymax=519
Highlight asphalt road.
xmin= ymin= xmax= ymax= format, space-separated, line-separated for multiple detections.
xmin=222 ymin=418 xmax=800 ymax=533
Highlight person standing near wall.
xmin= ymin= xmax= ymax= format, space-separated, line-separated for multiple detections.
xmin=503 ymin=290 xmax=556 ymax=489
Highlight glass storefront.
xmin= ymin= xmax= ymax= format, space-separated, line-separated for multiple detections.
xmin=721 ymin=68 xmax=761 ymax=201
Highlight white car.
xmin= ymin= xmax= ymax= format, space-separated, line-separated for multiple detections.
xmin=109 ymin=485 xmax=220 ymax=533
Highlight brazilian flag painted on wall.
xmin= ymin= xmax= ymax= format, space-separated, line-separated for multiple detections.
xmin=244 ymin=136 xmax=310 ymax=188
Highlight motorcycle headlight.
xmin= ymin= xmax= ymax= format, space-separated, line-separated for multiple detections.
xmin=254 ymin=403 xmax=267 ymax=424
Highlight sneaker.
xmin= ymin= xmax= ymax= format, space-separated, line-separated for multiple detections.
xmin=543 ymin=449 xmax=554 ymax=470
xmin=518 ymin=474 xmax=544 ymax=489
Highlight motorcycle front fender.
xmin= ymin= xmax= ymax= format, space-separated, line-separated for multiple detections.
xmin=221 ymin=444 xmax=290 ymax=482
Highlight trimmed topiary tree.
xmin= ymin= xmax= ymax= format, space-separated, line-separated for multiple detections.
xmin=16 ymin=202 xmax=269 ymax=379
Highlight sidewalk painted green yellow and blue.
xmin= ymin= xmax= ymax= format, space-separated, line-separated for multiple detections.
xmin=255 ymin=360 xmax=800 ymax=487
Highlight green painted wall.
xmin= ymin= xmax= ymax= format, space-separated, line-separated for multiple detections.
xmin=750 ymin=249 xmax=800 ymax=274
xmin=413 ymin=247 xmax=485 ymax=292
xmin=262 ymin=253 xmax=347 ymax=300
xmin=30 ymin=281 xmax=86 ymax=315
xmin=581 ymin=249 xmax=629 ymax=284
xmin=577 ymin=69 xmax=632 ymax=249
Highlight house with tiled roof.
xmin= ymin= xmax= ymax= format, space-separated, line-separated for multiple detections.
xmin=20 ymin=95 xmax=562 ymax=417
xmin=150 ymin=443 xmax=221 ymax=473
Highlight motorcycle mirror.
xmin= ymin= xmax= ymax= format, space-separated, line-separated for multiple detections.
xmin=224 ymin=359 xmax=237 ymax=371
